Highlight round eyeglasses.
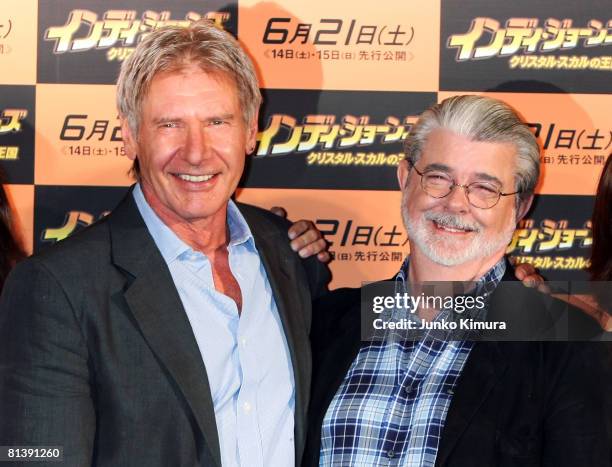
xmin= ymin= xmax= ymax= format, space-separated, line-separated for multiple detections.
xmin=408 ymin=161 xmax=520 ymax=209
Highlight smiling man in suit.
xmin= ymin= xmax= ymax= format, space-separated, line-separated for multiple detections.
xmin=0 ymin=20 xmax=330 ymax=467
xmin=305 ymin=95 xmax=610 ymax=467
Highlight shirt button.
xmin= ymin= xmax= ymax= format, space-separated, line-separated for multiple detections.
xmin=387 ymin=450 xmax=395 ymax=458
xmin=243 ymin=402 xmax=252 ymax=413
xmin=240 ymin=337 xmax=247 ymax=347
xmin=447 ymin=388 xmax=455 ymax=395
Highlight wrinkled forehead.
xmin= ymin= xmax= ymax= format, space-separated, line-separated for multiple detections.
xmin=420 ymin=129 xmax=518 ymax=186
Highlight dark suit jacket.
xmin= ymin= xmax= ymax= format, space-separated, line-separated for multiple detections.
xmin=0 ymin=192 xmax=329 ymax=467
xmin=305 ymin=264 xmax=611 ymax=467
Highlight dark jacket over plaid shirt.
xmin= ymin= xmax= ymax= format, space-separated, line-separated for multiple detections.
xmin=305 ymin=260 xmax=611 ymax=467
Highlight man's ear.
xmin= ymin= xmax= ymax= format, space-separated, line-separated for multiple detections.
xmin=245 ymin=110 xmax=259 ymax=155
xmin=397 ymin=159 xmax=410 ymax=191
xmin=120 ymin=118 xmax=138 ymax=161
xmin=516 ymin=193 xmax=534 ymax=222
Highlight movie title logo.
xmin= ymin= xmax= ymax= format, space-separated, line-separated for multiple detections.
xmin=42 ymin=210 xmax=109 ymax=243
xmin=256 ymin=114 xmax=414 ymax=165
xmin=262 ymin=17 xmax=415 ymax=62
xmin=447 ymin=17 xmax=612 ymax=71
xmin=508 ymin=218 xmax=591 ymax=271
xmin=0 ymin=108 xmax=27 ymax=134
xmin=44 ymin=9 xmax=230 ymax=61
xmin=0 ymin=108 xmax=27 ymax=160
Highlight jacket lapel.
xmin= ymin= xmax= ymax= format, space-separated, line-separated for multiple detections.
xmin=108 ymin=193 xmax=222 ymax=467
xmin=435 ymin=340 xmax=508 ymax=465
xmin=435 ymin=262 xmax=517 ymax=465
xmin=240 ymin=207 xmax=311 ymax=463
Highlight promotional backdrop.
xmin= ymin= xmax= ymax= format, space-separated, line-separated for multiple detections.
xmin=1 ymin=0 xmax=610 ymax=288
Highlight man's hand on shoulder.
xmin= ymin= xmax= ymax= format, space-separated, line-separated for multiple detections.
xmin=514 ymin=262 xmax=550 ymax=293
xmin=271 ymin=207 xmax=331 ymax=263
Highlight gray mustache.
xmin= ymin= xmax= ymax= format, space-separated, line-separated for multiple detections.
xmin=424 ymin=211 xmax=481 ymax=233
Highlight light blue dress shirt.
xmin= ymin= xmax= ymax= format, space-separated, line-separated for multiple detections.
xmin=133 ymin=185 xmax=296 ymax=467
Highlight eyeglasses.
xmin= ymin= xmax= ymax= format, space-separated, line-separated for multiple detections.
xmin=408 ymin=161 xmax=520 ymax=209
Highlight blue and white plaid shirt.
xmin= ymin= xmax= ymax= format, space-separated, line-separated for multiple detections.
xmin=319 ymin=258 xmax=506 ymax=466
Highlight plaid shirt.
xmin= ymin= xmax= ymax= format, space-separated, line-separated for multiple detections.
xmin=319 ymin=258 xmax=506 ymax=466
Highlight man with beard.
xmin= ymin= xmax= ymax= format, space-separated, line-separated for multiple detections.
xmin=304 ymin=95 xmax=610 ymax=467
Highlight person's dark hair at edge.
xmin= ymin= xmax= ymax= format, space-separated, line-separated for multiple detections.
xmin=589 ymin=154 xmax=612 ymax=282
xmin=0 ymin=179 xmax=24 ymax=292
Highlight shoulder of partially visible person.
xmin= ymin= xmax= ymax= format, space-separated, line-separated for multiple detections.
xmin=237 ymin=201 xmax=331 ymax=299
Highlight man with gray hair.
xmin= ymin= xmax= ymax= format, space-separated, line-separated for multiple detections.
xmin=305 ymin=95 xmax=609 ymax=466
xmin=0 ymin=20 xmax=331 ymax=467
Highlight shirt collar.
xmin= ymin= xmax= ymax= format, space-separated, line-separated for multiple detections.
xmin=396 ymin=255 xmax=507 ymax=292
xmin=226 ymin=198 xmax=254 ymax=248
xmin=476 ymin=257 xmax=507 ymax=294
xmin=132 ymin=184 xmax=254 ymax=264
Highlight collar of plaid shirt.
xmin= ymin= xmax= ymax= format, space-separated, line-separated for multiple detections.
xmin=319 ymin=257 xmax=506 ymax=467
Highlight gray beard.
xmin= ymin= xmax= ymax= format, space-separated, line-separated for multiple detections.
xmin=401 ymin=191 xmax=516 ymax=267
